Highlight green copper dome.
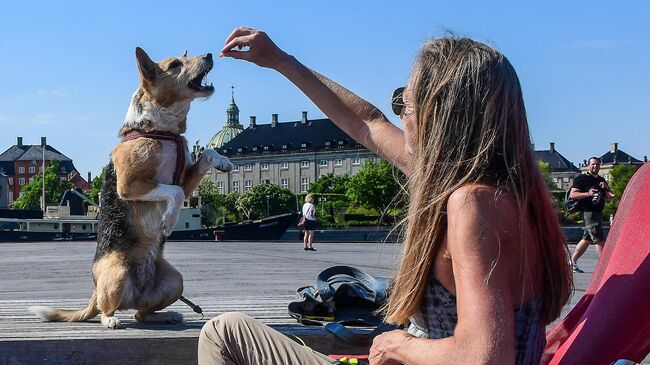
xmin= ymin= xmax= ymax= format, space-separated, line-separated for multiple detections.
xmin=207 ymin=126 xmax=243 ymax=149
xmin=207 ymin=89 xmax=244 ymax=149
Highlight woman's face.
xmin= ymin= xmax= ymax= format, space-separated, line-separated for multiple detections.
xmin=400 ymin=83 xmax=416 ymax=156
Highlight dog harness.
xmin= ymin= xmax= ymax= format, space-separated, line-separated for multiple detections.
xmin=120 ymin=130 xmax=186 ymax=186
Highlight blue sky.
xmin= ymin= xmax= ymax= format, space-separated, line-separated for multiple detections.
xmin=1 ymin=1 xmax=648 ymax=178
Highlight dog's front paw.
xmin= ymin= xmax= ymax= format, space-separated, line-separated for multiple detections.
xmin=160 ymin=214 xmax=178 ymax=237
xmin=203 ymin=149 xmax=234 ymax=172
xmin=101 ymin=315 xmax=122 ymax=329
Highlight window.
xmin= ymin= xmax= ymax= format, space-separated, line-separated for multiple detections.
xmin=217 ymin=181 xmax=224 ymax=194
xmin=281 ymin=162 xmax=289 ymax=169
xmin=18 ymin=166 xmax=25 ymax=174
xmin=8 ymin=178 xmax=12 ymax=185
xmin=29 ymin=177 xmax=34 ymax=183
xmin=563 ymin=177 xmax=570 ymax=183
xmin=325 ymin=141 xmax=331 ymax=146
xmin=233 ymin=165 xmax=239 ymax=172
xmin=60 ymin=177 xmax=66 ymax=182
xmin=301 ymin=161 xmax=309 ymax=168
xmin=281 ymin=178 xmax=289 ymax=189
xmin=8 ymin=191 xmax=13 ymax=203
xmin=282 ymin=144 xmax=288 ymax=149
xmin=185 ymin=222 xmax=190 ymax=229
xmin=335 ymin=159 xmax=343 ymax=166
xmin=19 ymin=192 xmax=24 ymax=197
xmin=352 ymin=158 xmax=361 ymax=165
xmin=301 ymin=178 xmax=310 ymax=192
xmin=338 ymin=140 xmax=344 ymax=145
xmin=19 ymin=178 xmax=25 ymax=185
xmin=232 ymin=181 xmax=240 ymax=192
xmin=301 ymin=143 xmax=307 ymax=148
xmin=261 ymin=162 xmax=269 ymax=170
xmin=244 ymin=164 xmax=252 ymax=171
xmin=319 ymin=160 xmax=328 ymax=167
xmin=245 ymin=180 xmax=252 ymax=192
xmin=252 ymin=147 xmax=258 ymax=152
xmin=29 ymin=166 xmax=35 ymax=173
xmin=263 ymin=146 xmax=269 ymax=151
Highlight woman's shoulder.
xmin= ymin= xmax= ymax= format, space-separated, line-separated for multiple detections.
xmin=447 ymin=183 xmax=518 ymax=219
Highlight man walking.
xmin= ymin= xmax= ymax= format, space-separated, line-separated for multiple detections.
xmin=569 ymin=157 xmax=614 ymax=273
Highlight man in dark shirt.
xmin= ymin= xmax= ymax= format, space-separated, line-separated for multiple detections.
xmin=569 ymin=157 xmax=614 ymax=272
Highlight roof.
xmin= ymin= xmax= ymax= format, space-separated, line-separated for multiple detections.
xmin=207 ymin=125 xmax=244 ymax=149
xmin=600 ymin=149 xmax=643 ymax=165
xmin=534 ymin=149 xmax=580 ymax=173
xmin=0 ymin=143 xmax=76 ymax=175
xmin=218 ymin=118 xmax=363 ymax=156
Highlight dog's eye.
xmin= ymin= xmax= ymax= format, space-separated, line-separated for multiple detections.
xmin=168 ymin=60 xmax=183 ymax=70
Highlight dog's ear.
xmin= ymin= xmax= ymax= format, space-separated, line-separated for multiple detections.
xmin=135 ymin=47 xmax=158 ymax=82
xmin=180 ymin=49 xmax=188 ymax=58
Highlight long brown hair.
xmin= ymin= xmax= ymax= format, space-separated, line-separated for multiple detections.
xmin=384 ymin=38 xmax=572 ymax=325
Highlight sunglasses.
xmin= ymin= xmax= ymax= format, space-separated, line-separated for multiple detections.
xmin=391 ymin=86 xmax=406 ymax=116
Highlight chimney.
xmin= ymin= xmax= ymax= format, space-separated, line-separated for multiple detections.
xmin=549 ymin=142 xmax=555 ymax=154
xmin=644 ymin=155 xmax=648 ymax=163
xmin=88 ymin=171 xmax=92 ymax=183
xmin=17 ymin=137 xmax=23 ymax=147
xmin=41 ymin=137 xmax=47 ymax=147
xmin=249 ymin=116 xmax=256 ymax=129
xmin=271 ymin=113 xmax=278 ymax=128
xmin=610 ymin=142 xmax=618 ymax=153
xmin=301 ymin=111 xmax=308 ymax=124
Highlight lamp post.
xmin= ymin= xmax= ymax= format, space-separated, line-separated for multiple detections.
xmin=265 ymin=195 xmax=270 ymax=217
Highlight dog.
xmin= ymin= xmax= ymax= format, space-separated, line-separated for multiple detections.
xmin=30 ymin=48 xmax=233 ymax=328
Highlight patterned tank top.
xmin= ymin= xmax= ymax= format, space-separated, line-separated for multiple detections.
xmin=407 ymin=274 xmax=545 ymax=365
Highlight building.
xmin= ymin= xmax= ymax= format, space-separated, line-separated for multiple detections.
xmin=210 ymin=110 xmax=379 ymax=195
xmin=580 ymin=143 xmax=646 ymax=182
xmin=534 ymin=142 xmax=581 ymax=190
xmin=0 ymin=173 xmax=8 ymax=208
xmin=206 ymin=91 xmax=245 ymax=150
xmin=0 ymin=137 xmax=90 ymax=205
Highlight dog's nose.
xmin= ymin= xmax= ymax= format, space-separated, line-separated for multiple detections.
xmin=205 ymin=53 xmax=212 ymax=61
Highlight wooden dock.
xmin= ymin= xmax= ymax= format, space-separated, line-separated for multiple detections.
xmin=0 ymin=240 xmax=606 ymax=364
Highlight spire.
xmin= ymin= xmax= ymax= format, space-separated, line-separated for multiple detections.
xmin=226 ymin=85 xmax=241 ymax=127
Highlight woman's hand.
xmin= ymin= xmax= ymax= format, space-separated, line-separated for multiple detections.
xmin=368 ymin=330 xmax=411 ymax=365
xmin=220 ymin=27 xmax=290 ymax=69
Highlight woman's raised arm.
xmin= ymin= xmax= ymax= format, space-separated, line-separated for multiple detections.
xmin=220 ymin=27 xmax=411 ymax=174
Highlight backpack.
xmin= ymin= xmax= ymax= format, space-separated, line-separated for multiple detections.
xmin=287 ymin=265 xmax=397 ymax=345
xmin=564 ymin=188 xmax=581 ymax=214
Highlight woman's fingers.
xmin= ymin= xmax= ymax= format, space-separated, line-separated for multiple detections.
xmin=223 ymin=26 xmax=256 ymax=45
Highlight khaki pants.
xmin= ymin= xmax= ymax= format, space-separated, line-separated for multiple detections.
xmin=198 ymin=312 xmax=337 ymax=365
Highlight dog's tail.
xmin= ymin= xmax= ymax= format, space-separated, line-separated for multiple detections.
xmin=29 ymin=291 xmax=99 ymax=322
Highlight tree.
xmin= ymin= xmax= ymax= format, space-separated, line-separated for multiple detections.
xmin=536 ymin=161 xmax=557 ymax=192
xmin=88 ymin=167 xmax=106 ymax=204
xmin=236 ymin=183 xmax=295 ymax=220
xmin=12 ymin=160 xmax=74 ymax=210
xmin=604 ymin=164 xmax=638 ymax=218
xmin=346 ymin=160 xmax=405 ymax=223
xmin=308 ymin=173 xmax=350 ymax=204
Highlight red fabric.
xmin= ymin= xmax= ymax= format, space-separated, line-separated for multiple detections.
xmin=543 ymin=163 xmax=650 ymax=365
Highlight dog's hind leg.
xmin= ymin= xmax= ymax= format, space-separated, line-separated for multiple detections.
xmin=93 ymin=253 xmax=129 ymax=329
xmin=133 ymin=259 xmax=184 ymax=324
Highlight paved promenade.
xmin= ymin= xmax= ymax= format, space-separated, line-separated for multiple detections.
xmin=0 ymin=240 xmax=644 ymax=364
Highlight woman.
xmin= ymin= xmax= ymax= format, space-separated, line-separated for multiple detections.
xmin=198 ymin=27 xmax=573 ymax=365
xmin=302 ymin=193 xmax=317 ymax=251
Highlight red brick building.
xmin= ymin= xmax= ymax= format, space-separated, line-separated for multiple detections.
xmin=0 ymin=137 xmax=91 ymax=205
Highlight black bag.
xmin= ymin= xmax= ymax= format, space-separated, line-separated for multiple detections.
xmin=287 ymin=265 xmax=396 ymax=346
xmin=564 ymin=188 xmax=581 ymax=214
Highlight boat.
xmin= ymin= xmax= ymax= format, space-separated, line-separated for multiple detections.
xmin=167 ymin=208 xmax=297 ymax=241
xmin=0 ymin=191 xmax=297 ymax=242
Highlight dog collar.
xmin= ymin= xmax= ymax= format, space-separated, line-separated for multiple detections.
xmin=121 ymin=130 xmax=186 ymax=186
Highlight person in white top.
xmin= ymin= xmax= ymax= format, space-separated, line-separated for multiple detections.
xmin=301 ymin=194 xmax=317 ymax=251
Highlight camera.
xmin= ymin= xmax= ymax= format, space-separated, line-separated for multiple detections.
xmin=591 ymin=190 xmax=604 ymax=206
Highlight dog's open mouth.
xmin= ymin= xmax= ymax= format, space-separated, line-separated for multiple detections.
xmin=188 ymin=70 xmax=214 ymax=93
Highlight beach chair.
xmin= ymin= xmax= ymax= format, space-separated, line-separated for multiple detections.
xmin=542 ymin=163 xmax=650 ymax=365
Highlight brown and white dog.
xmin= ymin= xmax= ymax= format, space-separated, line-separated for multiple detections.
xmin=29 ymin=48 xmax=233 ymax=328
